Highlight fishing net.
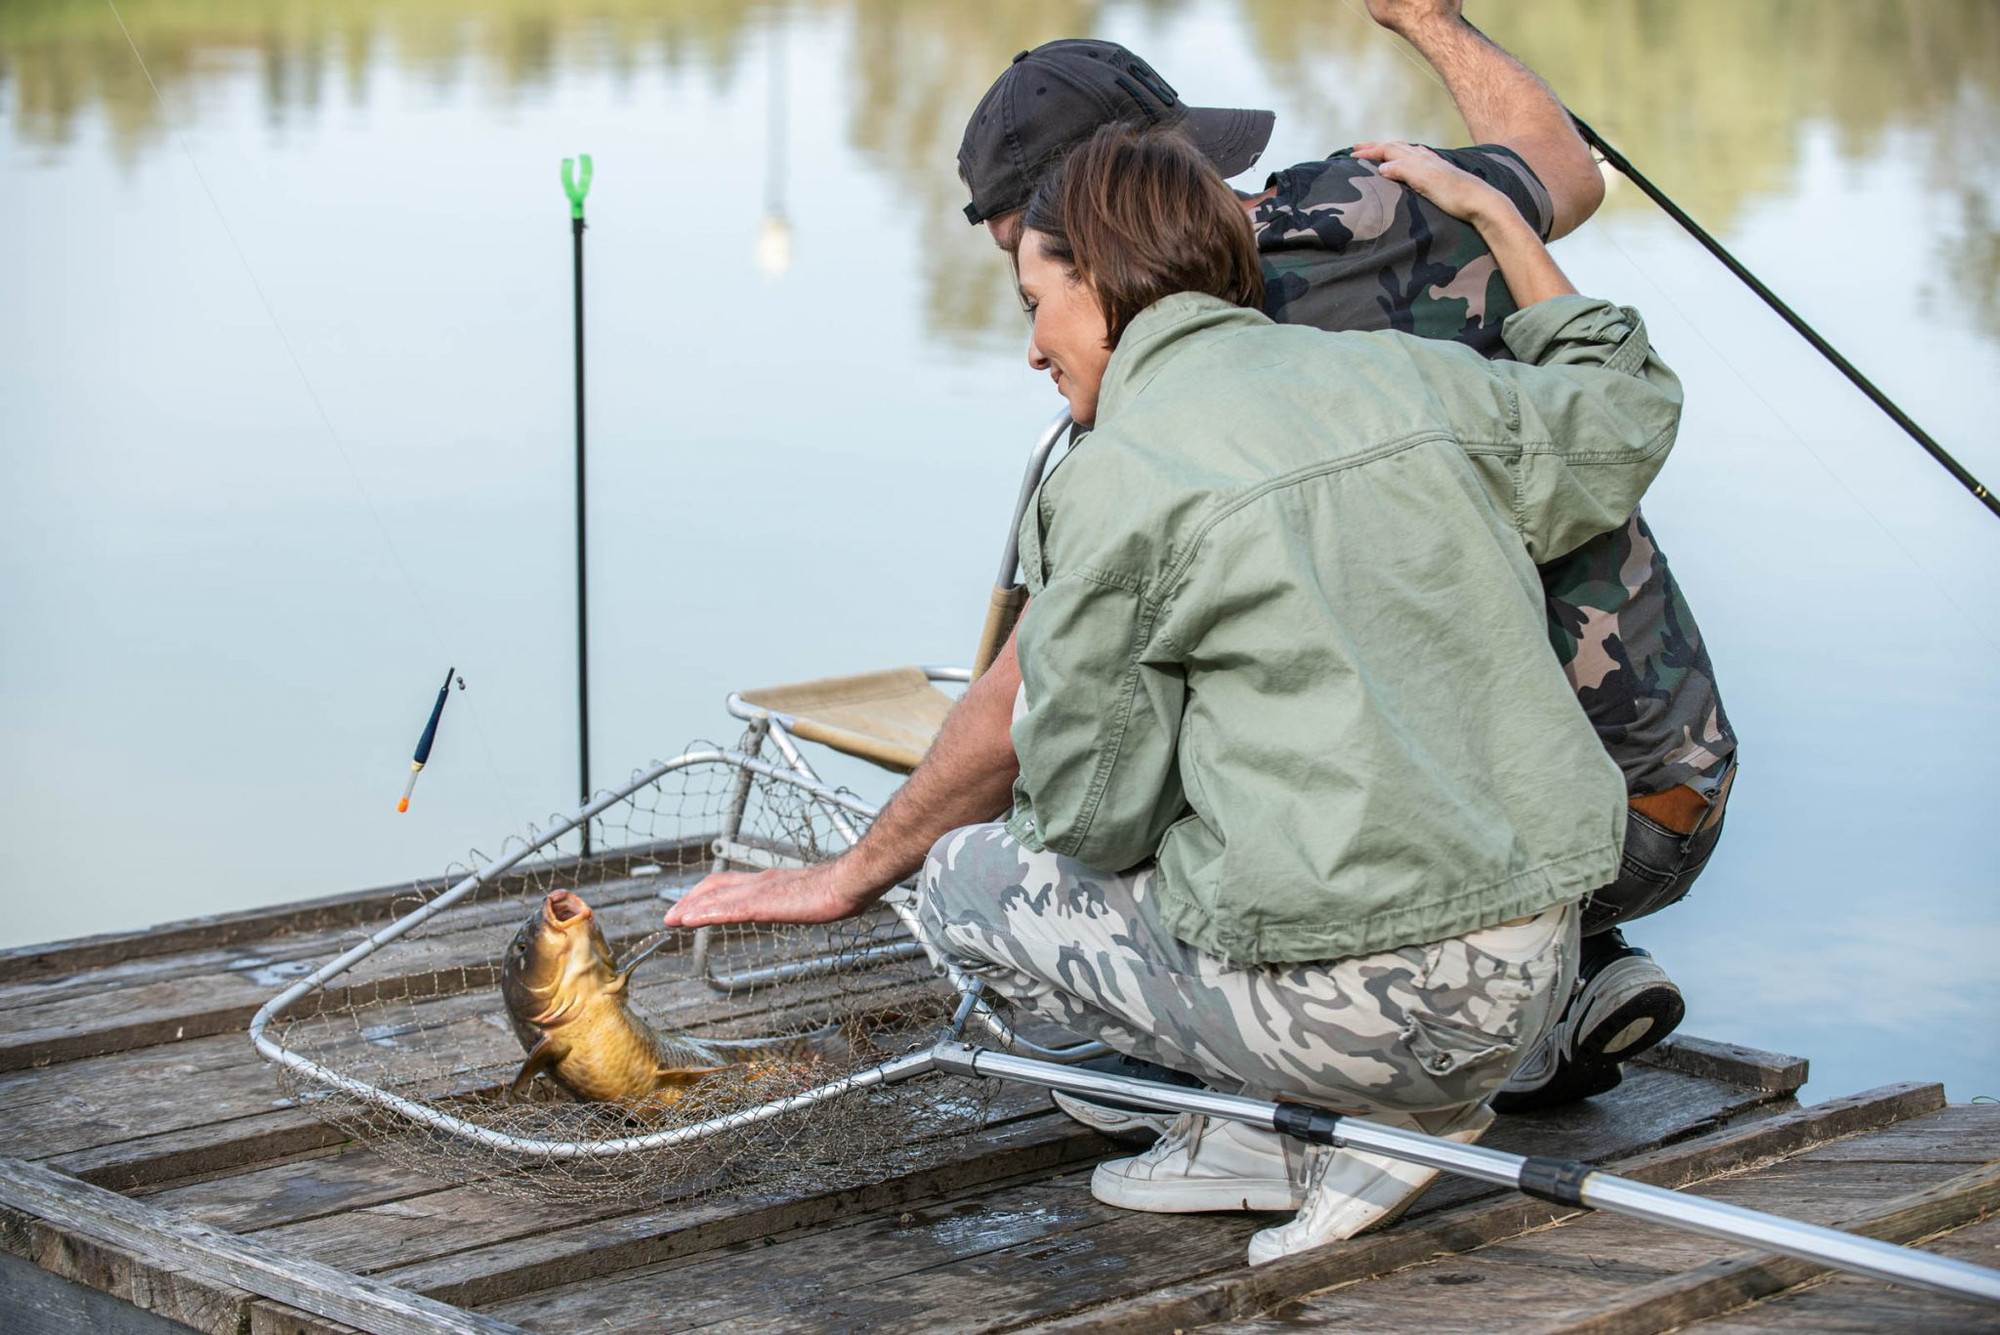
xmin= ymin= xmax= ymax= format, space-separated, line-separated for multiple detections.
xmin=262 ymin=743 xmax=1001 ymax=1206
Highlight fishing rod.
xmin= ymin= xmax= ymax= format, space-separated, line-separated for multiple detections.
xmin=1566 ymin=115 xmax=1999 ymax=521
xmin=930 ymin=1041 xmax=2000 ymax=1308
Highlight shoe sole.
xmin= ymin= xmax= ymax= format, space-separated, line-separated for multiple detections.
xmin=1091 ymin=1163 xmax=1302 ymax=1213
xmin=1569 ymin=956 xmax=1686 ymax=1067
xmin=1052 ymin=1091 xmax=1172 ymax=1149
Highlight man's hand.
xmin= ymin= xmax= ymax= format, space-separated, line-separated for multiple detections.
xmin=1352 ymin=141 xmax=1509 ymax=226
xmin=1366 ymin=0 xmax=1463 ymax=37
xmin=663 ymin=858 xmax=879 ymax=929
xmin=1369 ymin=7 xmax=1604 ymax=240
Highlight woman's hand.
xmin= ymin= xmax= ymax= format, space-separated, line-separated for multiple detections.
xmin=1351 ymin=141 xmax=1512 ymax=228
xmin=662 ymin=859 xmax=880 ymax=930
xmin=1357 ymin=141 xmax=1576 ymax=308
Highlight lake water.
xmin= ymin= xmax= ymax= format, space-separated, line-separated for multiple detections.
xmin=3 ymin=0 xmax=1996 ymax=1105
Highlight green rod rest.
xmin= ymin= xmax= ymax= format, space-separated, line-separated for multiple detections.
xmin=561 ymin=154 xmax=594 ymax=219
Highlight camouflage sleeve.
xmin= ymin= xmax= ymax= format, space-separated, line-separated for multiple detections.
xmin=1433 ymin=144 xmax=1554 ymax=241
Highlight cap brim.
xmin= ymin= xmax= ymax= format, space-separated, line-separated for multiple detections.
xmin=1178 ymin=106 xmax=1277 ymax=180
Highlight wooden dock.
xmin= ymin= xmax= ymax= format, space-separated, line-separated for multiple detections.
xmin=2 ymin=878 xmax=1995 ymax=1333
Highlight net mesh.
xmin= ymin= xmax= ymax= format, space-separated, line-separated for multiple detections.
xmin=267 ymin=744 xmax=994 ymax=1205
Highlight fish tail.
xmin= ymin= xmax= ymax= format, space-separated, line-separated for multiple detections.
xmin=698 ymin=1021 xmax=841 ymax=1063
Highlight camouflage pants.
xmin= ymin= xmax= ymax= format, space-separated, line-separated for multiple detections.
xmin=915 ymin=824 xmax=1578 ymax=1116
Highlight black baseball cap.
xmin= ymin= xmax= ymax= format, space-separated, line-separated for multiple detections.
xmin=958 ymin=38 xmax=1275 ymax=225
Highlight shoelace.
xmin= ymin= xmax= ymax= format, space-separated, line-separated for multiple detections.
xmin=1147 ymin=1112 xmax=1202 ymax=1165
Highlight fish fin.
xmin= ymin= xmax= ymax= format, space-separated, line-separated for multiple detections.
xmin=506 ymin=1035 xmax=563 ymax=1102
xmin=612 ymin=932 xmax=674 ymax=985
xmin=656 ymin=1064 xmax=731 ymax=1084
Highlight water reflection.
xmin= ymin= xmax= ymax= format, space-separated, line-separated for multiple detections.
xmin=9 ymin=0 xmax=1996 ymax=336
xmin=2 ymin=0 xmax=1997 ymax=1105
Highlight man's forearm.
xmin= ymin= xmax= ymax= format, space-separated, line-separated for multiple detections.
xmin=1383 ymin=7 xmax=1602 ymax=239
xmin=838 ymin=634 xmax=1022 ymax=893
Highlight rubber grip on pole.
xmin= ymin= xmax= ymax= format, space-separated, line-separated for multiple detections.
xmin=1518 ymin=1156 xmax=1595 ymax=1208
xmin=1272 ymin=1102 xmax=1345 ymax=1146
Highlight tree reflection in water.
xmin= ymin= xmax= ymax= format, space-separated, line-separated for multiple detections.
xmin=3 ymin=0 xmax=1995 ymax=335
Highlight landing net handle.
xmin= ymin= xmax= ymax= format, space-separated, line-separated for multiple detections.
xmin=934 ymin=1043 xmax=2000 ymax=1309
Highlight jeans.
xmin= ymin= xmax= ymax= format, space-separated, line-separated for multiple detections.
xmin=1582 ymin=765 xmax=1735 ymax=938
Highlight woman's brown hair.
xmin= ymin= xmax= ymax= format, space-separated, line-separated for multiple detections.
xmin=1022 ymin=124 xmax=1265 ymax=348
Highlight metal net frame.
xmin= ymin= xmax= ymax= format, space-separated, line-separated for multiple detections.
xmin=250 ymin=744 xmax=1027 ymax=1205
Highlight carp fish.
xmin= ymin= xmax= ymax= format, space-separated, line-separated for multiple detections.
xmin=500 ymin=889 xmax=831 ymax=1106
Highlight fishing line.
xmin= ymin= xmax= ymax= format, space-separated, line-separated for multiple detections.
xmin=104 ymin=0 xmax=528 ymax=830
xmin=1574 ymin=114 xmax=1997 ymax=520
xmin=1340 ymin=0 xmax=2000 ymax=652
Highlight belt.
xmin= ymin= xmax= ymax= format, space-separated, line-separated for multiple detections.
xmin=1628 ymin=761 xmax=1736 ymax=836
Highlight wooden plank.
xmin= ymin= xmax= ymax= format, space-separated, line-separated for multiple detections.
xmin=1 ymin=1215 xmax=257 ymax=1335
xmin=143 ymin=1145 xmax=454 ymax=1235
xmin=0 ymin=1033 xmax=275 ymax=1156
xmin=1015 ymin=1082 xmax=1946 ymax=1335
xmin=0 ymin=874 xmax=685 ymax=1074
xmin=1540 ymin=1158 xmax=2000 ymax=1334
xmin=0 ymin=1247 xmax=211 ymax=1335
xmin=0 ymin=839 xmax=713 ymax=985
xmin=1787 ymin=1103 xmax=2000 ymax=1163
xmin=257 ymin=1047 xmax=1775 ymax=1302
xmin=1635 ymin=1035 xmax=1808 ymax=1094
xmin=51 ymin=1112 xmax=354 ymax=1195
xmin=0 ymin=1157 xmax=528 ymax=1335
xmin=297 ymin=1101 xmax=1101 ymax=1298
xmin=476 ymin=1171 xmax=1236 ymax=1334
xmin=1668 ymin=1211 xmax=2000 ymax=1332
xmin=1202 ymin=1100 xmax=2000 ymax=1335
xmin=468 ymin=1074 xmax=1843 ymax=1332
xmin=1416 ymin=1062 xmax=1793 ymax=1216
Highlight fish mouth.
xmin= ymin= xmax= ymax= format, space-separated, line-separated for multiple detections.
xmin=543 ymin=890 xmax=592 ymax=929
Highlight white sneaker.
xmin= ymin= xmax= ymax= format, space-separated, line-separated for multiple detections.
xmin=1091 ymin=1113 xmax=1308 ymax=1213
xmin=1245 ymin=1102 xmax=1494 ymax=1265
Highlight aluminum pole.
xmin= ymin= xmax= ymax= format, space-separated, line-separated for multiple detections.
xmin=934 ymin=1043 xmax=2000 ymax=1307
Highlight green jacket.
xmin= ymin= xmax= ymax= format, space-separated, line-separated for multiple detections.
xmin=1006 ymin=293 xmax=1683 ymax=964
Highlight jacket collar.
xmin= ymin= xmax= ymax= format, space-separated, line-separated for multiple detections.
xmin=1095 ymin=293 xmax=1271 ymax=425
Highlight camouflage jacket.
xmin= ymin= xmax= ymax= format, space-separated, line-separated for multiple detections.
xmin=1248 ymin=146 xmax=1736 ymax=794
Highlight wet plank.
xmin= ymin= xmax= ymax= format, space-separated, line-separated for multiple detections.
xmin=0 ymin=1157 xmax=528 ymax=1335
xmin=0 ymin=1031 xmax=315 ymax=1162
xmin=374 ymin=1046 xmax=1785 ymax=1316
xmin=1 ymin=1245 xmax=220 ymax=1335
xmin=1635 ymin=1035 xmax=1809 ymax=1094
xmin=289 ymin=1096 xmax=1097 ymax=1297
xmin=1671 ymin=1211 xmax=2000 ymax=1333
xmin=1203 ymin=1100 xmax=2000 ymax=1335
xmin=1417 ymin=1062 xmax=1793 ymax=1215
xmin=1020 ymin=1082 xmax=1946 ymax=1334
xmin=0 ymin=873 xmax=686 ymax=1074
xmin=156 ymin=1076 xmax=1049 ymax=1243
xmin=469 ymin=1069 xmax=1836 ymax=1332
xmin=0 ymin=837 xmax=713 ymax=985
xmin=1544 ymin=1161 xmax=2000 ymax=1334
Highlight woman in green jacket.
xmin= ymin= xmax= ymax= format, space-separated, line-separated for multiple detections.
xmin=934 ymin=125 xmax=1680 ymax=1264
xmin=673 ymin=126 xmax=1683 ymax=1264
